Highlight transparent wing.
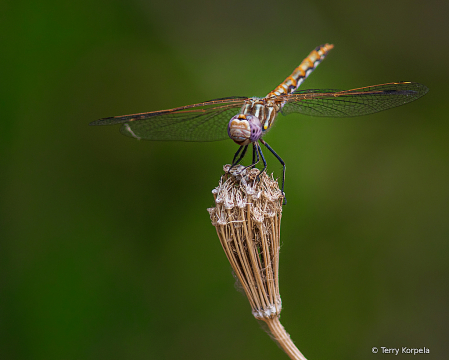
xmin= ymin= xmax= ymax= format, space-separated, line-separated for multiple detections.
xmin=282 ymin=82 xmax=428 ymax=117
xmin=90 ymin=97 xmax=247 ymax=141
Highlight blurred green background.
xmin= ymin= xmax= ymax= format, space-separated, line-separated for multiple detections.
xmin=1 ymin=0 xmax=448 ymax=359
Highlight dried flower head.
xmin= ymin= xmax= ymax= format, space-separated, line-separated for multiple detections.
xmin=208 ymin=164 xmax=284 ymax=319
xmin=208 ymin=165 xmax=306 ymax=360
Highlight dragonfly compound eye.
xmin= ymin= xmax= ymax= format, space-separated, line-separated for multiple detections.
xmin=228 ymin=114 xmax=262 ymax=145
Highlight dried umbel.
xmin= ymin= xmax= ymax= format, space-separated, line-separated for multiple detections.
xmin=208 ymin=165 xmax=307 ymax=360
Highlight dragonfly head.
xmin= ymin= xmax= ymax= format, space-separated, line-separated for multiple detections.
xmin=228 ymin=114 xmax=262 ymax=146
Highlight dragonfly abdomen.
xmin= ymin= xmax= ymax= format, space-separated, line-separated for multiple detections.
xmin=268 ymin=43 xmax=334 ymax=98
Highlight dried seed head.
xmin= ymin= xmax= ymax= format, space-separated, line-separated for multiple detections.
xmin=208 ymin=165 xmax=284 ymax=320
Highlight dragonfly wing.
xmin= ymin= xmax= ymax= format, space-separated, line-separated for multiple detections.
xmin=118 ymin=105 xmax=242 ymax=142
xmin=282 ymin=82 xmax=428 ymax=117
xmin=90 ymin=97 xmax=246 ymax=142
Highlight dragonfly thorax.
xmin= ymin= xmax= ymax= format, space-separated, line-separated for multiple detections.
xmin=241 ymin=97 xmax=282 ymax=132
xmin=227 ymin=114 xmax=262 ymax=146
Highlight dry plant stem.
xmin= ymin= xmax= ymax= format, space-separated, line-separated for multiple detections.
xmin=264 ymin=317 xmax=307 ymax=360
xmin=208 ymin=165 xmax=307 ymax=360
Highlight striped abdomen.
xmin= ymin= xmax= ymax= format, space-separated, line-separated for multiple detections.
xmin=267 ymin=43 xmax=334 ymax=97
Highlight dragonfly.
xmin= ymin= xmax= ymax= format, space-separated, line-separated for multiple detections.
xmin=90 ymin=44 xmax=428 ymax=197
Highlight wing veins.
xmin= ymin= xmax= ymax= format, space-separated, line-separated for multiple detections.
xmin=131 ymin=104 xmax=241 ymax=131
xmin=91 ymin=97 xmax=246 ymax=126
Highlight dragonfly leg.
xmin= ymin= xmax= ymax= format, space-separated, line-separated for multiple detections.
xmin=242 ymin=142 xmax=260 ymax=173
xmin=252 ymin=142 xmax=257 ymax=164
xmin=255 ymin=142 xmax=267 ymax=182
xmin=232 ymin=145 xmax=243 ymax=164
xmin=229 ymin=145 xmax=248 ymax=172
xmin=260 ymin=139 xmax=286 ymax=204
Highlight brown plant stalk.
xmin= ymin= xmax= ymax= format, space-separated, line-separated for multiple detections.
xmin=208 ymin=165 xmax=307 ymax=360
